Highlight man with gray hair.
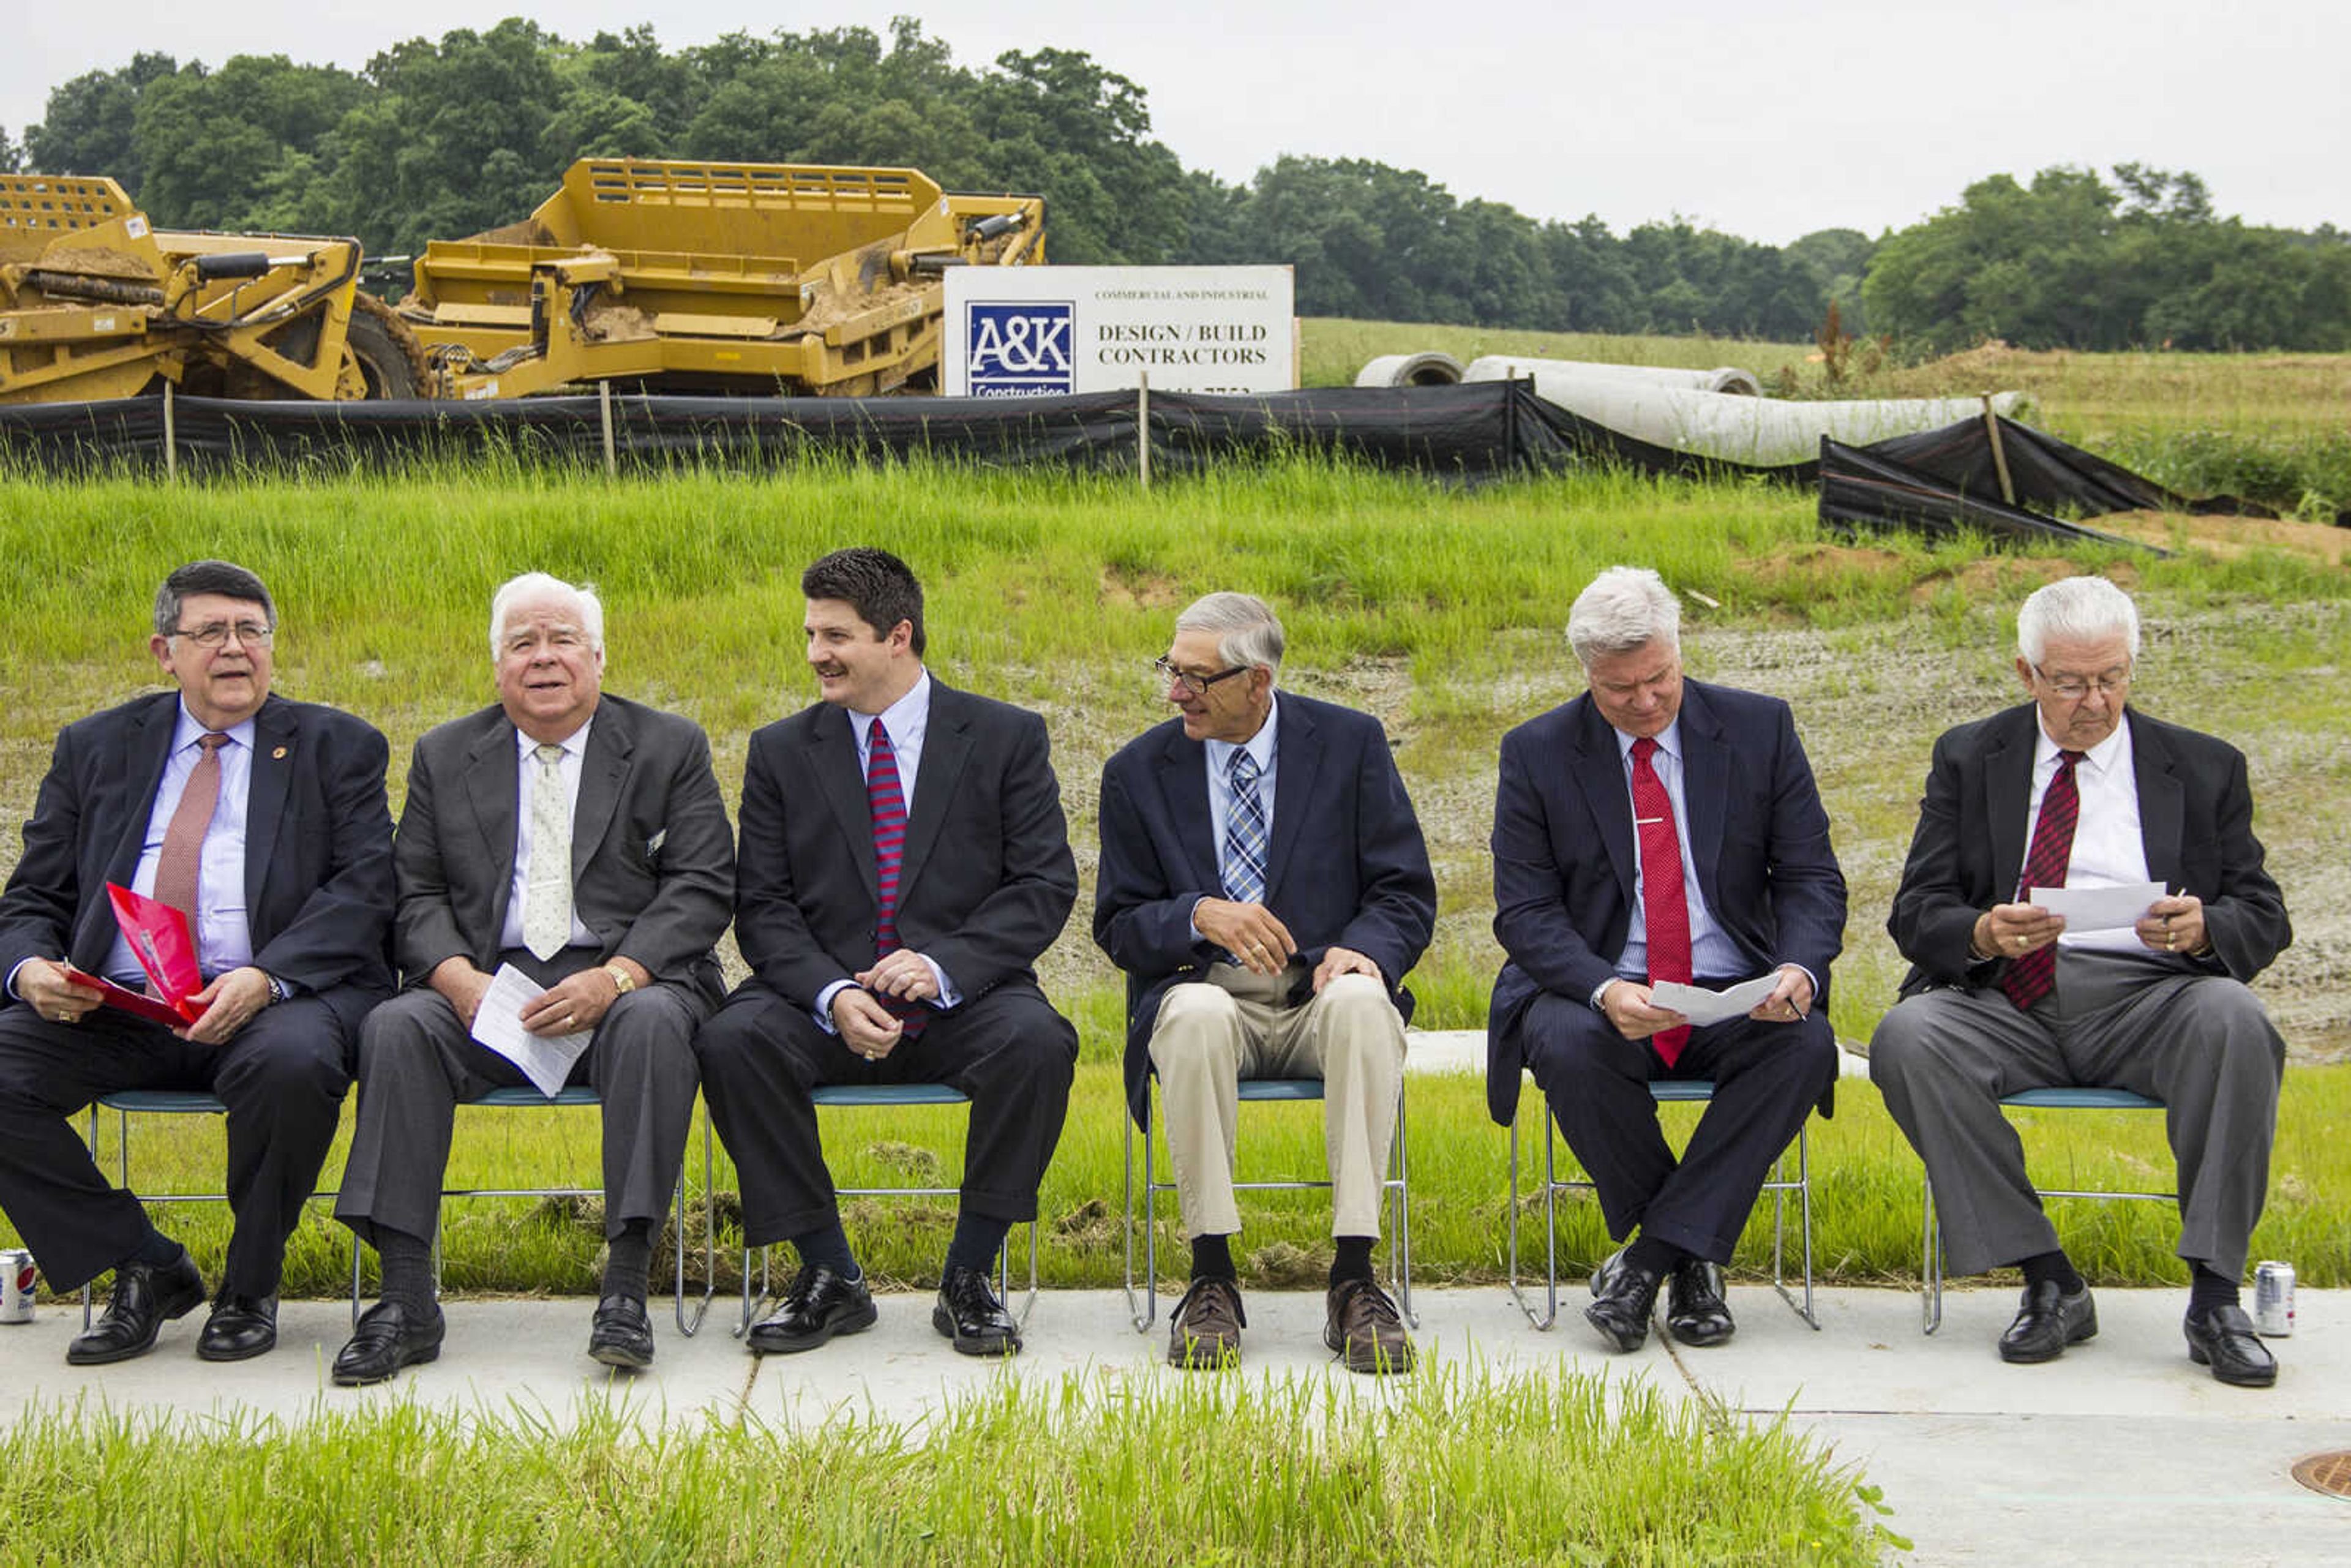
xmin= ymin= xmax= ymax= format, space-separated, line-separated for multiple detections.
xmin=1097 ymin=591 xmax=1436 ymax=1373
xmin=332 ymin=572 xmax=735 ymax=1384
xmin=1487 ymin=565 xmax=1845 ymax=1354
xmin=1872 ymin=575 xmax=2290 ymax=1386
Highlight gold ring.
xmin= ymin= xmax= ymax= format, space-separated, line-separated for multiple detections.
xmin=564 ymin=1013 xmax=577 ymax=1027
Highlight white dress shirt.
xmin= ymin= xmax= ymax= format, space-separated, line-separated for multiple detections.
xmin=102 ymin=703 xmax=260 ymax=985
xmin=2027 ymin=717 xmax=2153 ymax=953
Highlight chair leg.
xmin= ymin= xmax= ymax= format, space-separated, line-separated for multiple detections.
xmin=1766 ymin=1126 xmax=1819 ymax=1330
xmin=1921 ymin=1172 xmax=1944 ymax=1335
xmin=675 ymin=1101 xmax=716 ymax=1337
xmin=1391 ymin=1084 xmax=1415 ymax=1329
xmin=1505 ymin=1103 xmax=1563 ymax=1330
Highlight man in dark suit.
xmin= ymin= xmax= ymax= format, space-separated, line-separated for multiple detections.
xmin=1487 ymin=565 xmax=1845 ymax=1353
xmin=0 ymin=560 xmax=393 ymax=1364
xmin=1872 ymin=576 xmax=2291 ymax=1387
xmin=331 ymin=572 xmax=734 ymax=1384
xmin=1095 ymin=592 xmax=1434 ymax=1374
xmin=694 ymin=547 xmax=1077 ymax=1359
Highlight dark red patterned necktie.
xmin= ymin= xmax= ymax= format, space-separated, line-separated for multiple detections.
xmin=2003 ymin=750 xmax=2083 ymax=1011
xmin=866 ymin=718 xmax=926 ymax=1035
xmin=1630 ymin=737 xmax=1692 ymax=1067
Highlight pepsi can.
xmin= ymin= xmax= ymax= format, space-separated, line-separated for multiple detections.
xmin=2254 ymin=1260 xmax=2295 ymax=1337
xmin=0 ymin=1248 xmax=35 ymax=1324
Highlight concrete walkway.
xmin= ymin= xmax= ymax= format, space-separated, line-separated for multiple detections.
xmin=5 ymin=1282 xmax=2345 ymax=1564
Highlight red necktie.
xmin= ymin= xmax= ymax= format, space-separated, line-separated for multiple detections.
xmin=2003 ymin=750 xmax=2083 ymax=1011
xmin=866 ymin=719 xmax=925 ymax=1036
xmin=154 ymin=733 xmax=228 ymax=931
xmin=1630 ymin=737 xmax=1692 ymax=1067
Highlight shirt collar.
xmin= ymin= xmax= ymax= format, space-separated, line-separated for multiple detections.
xmin=515 ymin=712 xmax=594 ymax=761
xmin=173 ymin=701 xmax=256 ymax=752
xmin=1205 ymin=693 xmax=1280 ymax=777
xmin=2034 ymin=710 xmax=2131 ymax=779
xmin=1614 ymin=716 xmax=1683 ymax=766
xmin=855 ymin=669 xmax=932 ymax=739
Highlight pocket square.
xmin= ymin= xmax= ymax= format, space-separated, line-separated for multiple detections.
xmin=647 ymin=828 xmax=667 ymax=856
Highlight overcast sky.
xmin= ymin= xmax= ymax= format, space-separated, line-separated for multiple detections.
xmin=10 ymin=2 xmax=2346 ymax=244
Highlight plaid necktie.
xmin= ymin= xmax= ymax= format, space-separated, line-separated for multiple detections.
xmin=2003 ymin=750 xmax=2084 ymax=1011
xmin=1223 ymin=748 xmax=1267 ymax=906
xmin=1630 ymin=737 xmax=1693 ymax=1067
xmin=867 ymin=718 xmax=926 ymax=1035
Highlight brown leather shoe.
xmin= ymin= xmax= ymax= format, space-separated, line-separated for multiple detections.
xmin=1324 ymin=1277 xmax=1414 ymax=1375
xmin=1168 ymin=1276 xmax=1245 ymax=1368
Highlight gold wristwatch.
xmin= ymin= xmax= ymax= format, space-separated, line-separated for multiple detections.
xmin=604 ymin=963 xmax=636 ymax=995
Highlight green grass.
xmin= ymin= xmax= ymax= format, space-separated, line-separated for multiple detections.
xmin=0 ymin=1366 xmax=1901 ymax=1565
xmin=1302 ymin=316 xmax=1815 ymax=389
xmin=32 ymin=1063 xmax=2350 ymax=1301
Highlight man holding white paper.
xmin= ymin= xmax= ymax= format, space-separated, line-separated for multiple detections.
xmin=332 ymin=573 xmax=733 ymax=1384
xmin=1872 ymin=576 xmax=2292 ymax=1387
xmin=1487 ymin=566 xmax=1845 ymax=1354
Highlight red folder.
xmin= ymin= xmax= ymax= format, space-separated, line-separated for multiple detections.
xmin=63 ymin=884 xmax=205 ymax=1027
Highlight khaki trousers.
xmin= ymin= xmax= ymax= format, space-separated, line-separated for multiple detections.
xmin=1145 ymin=964 xmax=1406 ymax=1240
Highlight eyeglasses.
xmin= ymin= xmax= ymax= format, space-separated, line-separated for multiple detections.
xmin=173 ymin=621 xmax=274 ymax=649
xmin=1153 ymin=656 xmax=1249 ymax=697
xmin=2033 ymin=664 xmax=2131 ymax=701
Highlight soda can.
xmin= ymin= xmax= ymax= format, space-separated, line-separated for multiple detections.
xmin=2253 ymin=1259 xmax=2295 ymax=1337
xmin=0 ymin=1248 xmax=36 ymax=1324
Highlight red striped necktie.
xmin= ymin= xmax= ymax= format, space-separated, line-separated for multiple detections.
xmin=2003 ymin=750 xmax=2084 ymax=1011
xmin=866 ymin=718 xmax=926 ymax=1035
xmin=1630 ymin=737 xmax=1693 ymax=1067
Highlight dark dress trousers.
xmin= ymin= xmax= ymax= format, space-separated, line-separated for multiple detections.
xmin=1486 ymin=680 xmax=1846 ymax=1263
xmin=0 ymin=691 xmax=394 ymax=1294
xmin=1870 ymin=703 xmax=2291 ymax=1278
xmin=334 ymin=694 xmax=734 ymax=1248
xmin=694 ymin=682 xmax=1079 ymax=1245
xmin=1093 ymin=693 xmax=1437 ymax=1127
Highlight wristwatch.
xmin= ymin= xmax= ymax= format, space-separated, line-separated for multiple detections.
xmin=263 ymin=973 xmax=288 ymax=1005
xmin=604 ymin=962 xmax=636 ymax=996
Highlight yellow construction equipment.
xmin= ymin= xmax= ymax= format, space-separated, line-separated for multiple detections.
xmin=399 ymin=159 xmax=1044 ymax=399
xmin=0 ymin=173 xmax=426 ymax=404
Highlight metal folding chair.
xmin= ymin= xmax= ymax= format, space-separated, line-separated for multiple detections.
xmin=1507 ymin=1075 xmax=1817 ymax=1330
xmin=732 ymin=1082 xmax=1039 ymax=1335
xmin=1123 ymin=1076 xmax=1414 ymax=1332
xmin=1921 ymin=1086 xmax=2172 ymax=1333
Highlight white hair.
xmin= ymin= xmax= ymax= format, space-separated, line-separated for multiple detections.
xmin=489 ymin=572 xmax=605 ymax=659
xmin=1567 ymin=566 xmax=1680 ymax=666
xmin=1174 ymin=591 xmax=1284 ymax=677
xmin=2017 ymin=576 xmax=2140 ymax=666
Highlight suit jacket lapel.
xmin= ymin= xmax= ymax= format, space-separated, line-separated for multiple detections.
xmin=813 ymin=703 xmax=880 ymax=901
xmin=1678 ymin=686 xmax=1727 ymax=903
xmin=1985 ymin=707 xmax=2036 ymax=896
xmin=571 ymin=701 xmax=632 ymax=882
xmin=897 ymin=686 xmax=972 ymax=906
xmin=2127 ymin=710 xmax=2185 ymax=887
xmin=1571 ymin=700 xmax=1637 ymax=899
xmin=464 ymin=715 xmax=522 ymax=936
xmin=105 ymin=696 xmax=176 ymax=888
xmin=1262 ymin=699 xmax=1319 ymax=898
xmin=1154 ymin=724 xmax=1222 ymax=892
xmin=244 ymin=699 xmax=296 ymax=918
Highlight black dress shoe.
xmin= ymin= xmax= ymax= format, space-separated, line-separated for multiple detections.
xmin=1584 ymin=1248 xmax=1663 ymax=1353
xmin=1998 ymin=1280 xmax=2097 ymax=1364
xmin=332 ymin=1300 xmax=446 ymax=1386
xmin=2185 ymin=1304 xmax=2278 ymax=1388
xmin=66 ymin=1251 xmax=206 ymax=1366
xmin=932 ymin=1264 xmax=1021 ymax=1357
xmin=746 ymin=1264 xmax=877 ymax=1356
xmin=1666 ymin=1257 xmax=1735 ymax=1347
xmin=197 ymin=1293 xmax=279 ymax=1362
xmin=587 ymin=1294 xmax=654 ymax=1370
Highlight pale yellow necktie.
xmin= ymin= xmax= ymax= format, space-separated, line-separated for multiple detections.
xmin=522 ymin=742 xmax=572 ymax=961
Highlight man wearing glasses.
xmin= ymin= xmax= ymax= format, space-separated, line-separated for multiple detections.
xmin=1872 ymin=576 xmax=2291 ymax=1387
xmin=0 ymin=560 xmax=394 ymax=1365
xmin=1096 ymin=592 xmax=1434 ymax=1373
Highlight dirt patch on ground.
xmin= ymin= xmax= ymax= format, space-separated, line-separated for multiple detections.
xmin=2093 ymin=511 xmax=2351 ymax=565
xmin=1097 ymin=566 xmax=1183 ymax=610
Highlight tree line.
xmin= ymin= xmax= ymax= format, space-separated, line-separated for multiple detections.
xmin=7 ymin=18 xmax=2347 ymax=353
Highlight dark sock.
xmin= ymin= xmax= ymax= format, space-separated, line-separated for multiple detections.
xmin=2188 ymin=1264 xmax=2240 ymax=1316
xmin=376 ymin=1227 xmax=437 ymax=1317
xmin=130 ymin=1229 xmax=184 ymax=1270
xmin=602 ymin=1221 xmax=651 ymax=1302
xmin=944 ymin=1212 xmax=1010 ymax=1275
xmin=1625 ymin=1235 xmax=1681 ymax=1277
xmin=1329 ymin=1236 xmax=1377 ymax=1287
xmin=1190 ymin=1233 xmax=1236 ymax=1281
xmin=791 ymin=1221 xmax=858 ymax=1279
xmin=2017 ymin=1250 xmax=2084 ymax=1295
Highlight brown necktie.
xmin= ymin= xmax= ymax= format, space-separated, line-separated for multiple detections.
xmin=154 ymin=732 xmax=229 ymax=928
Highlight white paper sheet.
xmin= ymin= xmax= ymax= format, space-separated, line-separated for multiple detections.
xmin=2027 ymin=881 xmax=2165 ymax=934
xmin=469 ymin=963 xmax=594 ymax=1098
xmin=1647 ymin=973 xmax=1784 ymax=1027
